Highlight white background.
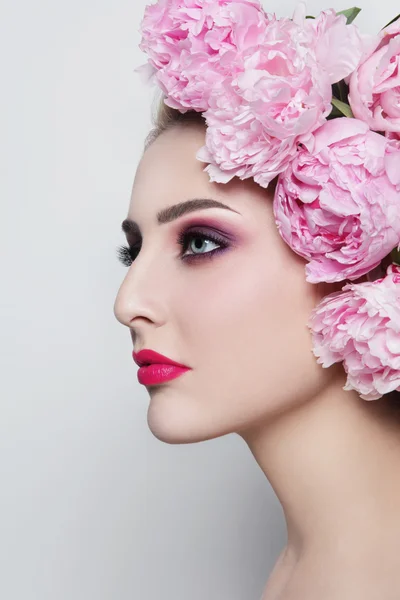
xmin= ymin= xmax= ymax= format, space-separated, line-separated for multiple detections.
xmin=1 ymin=1 xmax=397 ymax=598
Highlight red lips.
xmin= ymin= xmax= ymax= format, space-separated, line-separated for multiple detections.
xmin=132 ymin=349 xmax=189 ymax=368
xmin=132 ymin=349 xmax=191 ymax=386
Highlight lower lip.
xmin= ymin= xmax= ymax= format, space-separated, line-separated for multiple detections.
xmin=137 ymin=364 xmax=191 ymax=386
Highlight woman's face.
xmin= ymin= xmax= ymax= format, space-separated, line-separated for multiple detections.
xmin=114 ymin=124 xmax=340 ymax=443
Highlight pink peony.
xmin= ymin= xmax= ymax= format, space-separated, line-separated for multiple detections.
xmin=386 ymin=131 xmax=400 ymax=141
xmin=292 ymin=2 xmax=368 ymax=83
xmin=273 ymin=118 xmax=400 ymax=283
xmin=348 ymin=16 xmax=400 ymax=135
xmin=196 ymin=82 xmax=301 ymax=187
xmin=308 ymin=263 xmax=400 ymax=401
xmin=196 ymin=11 xmax=333 ymax=187
xmin=136 ymin=0 xmax=271 ymax=112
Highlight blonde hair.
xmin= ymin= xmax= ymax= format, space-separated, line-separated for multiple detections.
xmin=143 ymin=91 xmax=206 ymax=153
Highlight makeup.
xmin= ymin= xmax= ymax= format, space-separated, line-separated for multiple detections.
xmin=133 ymin=349 xmax=191 ymax=386
xmin=117 ymin=216 xmax=238 ymax=268
xmin=137 ymin=363 xmax=191 ymax=385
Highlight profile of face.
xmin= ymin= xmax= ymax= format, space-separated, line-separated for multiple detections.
xmin=114 ymin=124 xmax=343 ymax=444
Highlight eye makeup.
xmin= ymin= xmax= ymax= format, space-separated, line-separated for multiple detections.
xmin=116 ymin=224 xmax=231 ymax=267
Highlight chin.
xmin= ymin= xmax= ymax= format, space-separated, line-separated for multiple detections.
xmin=147 ymin=416 xmax=208 ymax=444
xmin=146 ymin=399 xmax=234 ymax=445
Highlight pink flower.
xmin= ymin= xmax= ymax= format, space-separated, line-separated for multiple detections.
xmin=196 ymin=81 xmax=301 ymax=187
xmin=308 ymin=263 xmax=400 ymax=401
xmin=273 ymin=118 xmax=400 ymax=283
xmin=386 ymin=131 xmax=400 ymax=141
xmin=136 ymin=0 xmax=271 ymax=112
xmin=196 ymin=12 xmax=333 ymax=187
xmin=348 ymin=16 xmax=400 ymax=135
xmin=292 ymin=2 xmax=368 ymax=83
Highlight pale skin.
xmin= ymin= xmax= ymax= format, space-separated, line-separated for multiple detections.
xmin=114 ymin=124 xmax=400 ymax=599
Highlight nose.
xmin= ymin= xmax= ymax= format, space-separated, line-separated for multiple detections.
xmin=113 ymin=243 xmax=169 ymax=329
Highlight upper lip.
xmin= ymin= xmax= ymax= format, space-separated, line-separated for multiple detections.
xmin=133 ymin=349 xmax=190 ymax=368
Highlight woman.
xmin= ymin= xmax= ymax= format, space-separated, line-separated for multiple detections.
xmin=114 ymin=1 xmax=400 ymax=598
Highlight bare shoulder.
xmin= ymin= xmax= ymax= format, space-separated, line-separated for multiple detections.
xmin=261 ymin=545 xmax=400 ymax=600
xmin=276 ymin=558 xmax=400 ymax=600
xmin=259 ymin=546 xmax=297 ymax=600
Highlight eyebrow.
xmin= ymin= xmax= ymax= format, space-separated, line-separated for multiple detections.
xmin=121 ymin=198 xmax=240 ymax=238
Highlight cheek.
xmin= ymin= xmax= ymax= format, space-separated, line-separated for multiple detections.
xmin=164 ymin=245 xmax=328 ymax=434
xmin=178 ymin=243 xmax=320 ymax=385
xmin=175 ymin=244 xmax=308 ymax=361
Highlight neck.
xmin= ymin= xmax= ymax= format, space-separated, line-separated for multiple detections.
xmin=238 ymin=372 xmax=400 ymax=564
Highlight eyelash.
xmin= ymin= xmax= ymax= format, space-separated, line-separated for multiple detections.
xmin=116 ymin=228 xmax=229 ymax=267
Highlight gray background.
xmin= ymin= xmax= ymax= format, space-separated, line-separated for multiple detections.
xmin=1 ymin=0 xmax=397 ymax=598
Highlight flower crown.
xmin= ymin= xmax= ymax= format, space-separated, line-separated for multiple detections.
xmin=135 ymin=0 xmax=400 ymax=401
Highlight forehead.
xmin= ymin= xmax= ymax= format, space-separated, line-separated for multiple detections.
xmin=129 ymin=125 xmax=272 ymax=218
xmin=131 ymin=126 xmax=209 ymax=208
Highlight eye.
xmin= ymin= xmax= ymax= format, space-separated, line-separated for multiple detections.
xmin=177 ymin=228 xmax=229 ymax=262
xmin=116 ymin=244 xmax=139 ymax=267
xmin=116 ymin=228 xmax=230 ymax=267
